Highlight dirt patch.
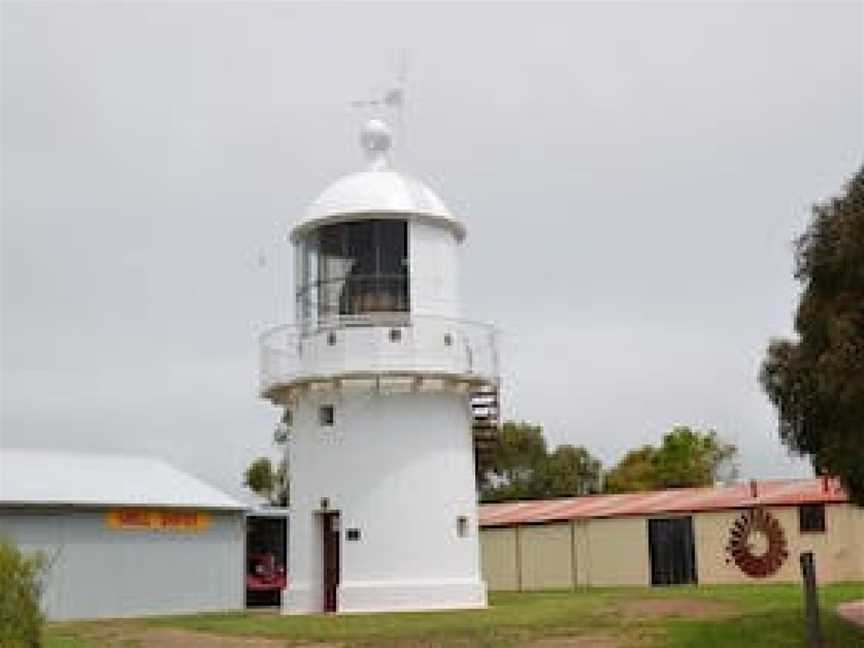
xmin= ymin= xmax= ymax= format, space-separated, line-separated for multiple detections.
xmin=57 ymin=624 xmax=340 ymax=648
xmin=611 ymin=597 xmax=737 ymax=620
xmin=132 ymin=628 xmax=274 ymax=647
xmin=135 ymin=629 xmax=346 ymax=648
xmin=837 ymin=600 xmax=864 ymax=628
xmin=52 ymin=621 xmax=143 ymax=646
xmin=523 ymin=636 xmax=621 ymax=648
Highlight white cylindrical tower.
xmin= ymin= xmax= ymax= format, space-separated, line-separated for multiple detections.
xmin=260 ymin=119 xmax=500 ymax=614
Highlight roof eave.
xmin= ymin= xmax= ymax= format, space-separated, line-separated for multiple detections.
xmin=289 ymin=210 xmax=466 ymax=244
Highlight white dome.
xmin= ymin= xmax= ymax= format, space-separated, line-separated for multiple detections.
xmin=291 ymin=170 xmax=466 ymax=243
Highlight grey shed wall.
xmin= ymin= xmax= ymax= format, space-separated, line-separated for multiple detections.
xmin=0 ymin=508 xmax=245 ymax=620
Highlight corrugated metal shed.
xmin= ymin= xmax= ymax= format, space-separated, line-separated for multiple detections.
xmin=479 ymin=478 xmax=849 ymax=527
xmin=0 ymin=449 xmax=244 ymax=510
xmin=0 ymin=449 xmax=247 ymax=620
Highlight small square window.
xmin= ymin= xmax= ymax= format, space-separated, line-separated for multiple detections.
xmin=327 ymin=332 xmax=337 ymax=346
xmin=389 ymin=328 xmax=402 ymax=342
xmin=444 ymin=333 xmax=453 ymax=347
xmin=456 ymin=516 xmax=469 ymax=538
xmin=346 ymin=528 xmax=361 ymax=541
xmin=319 ymin=405 xmax=335 ymax=427
xmin=799 ymin=503 xmax=826 ymax=533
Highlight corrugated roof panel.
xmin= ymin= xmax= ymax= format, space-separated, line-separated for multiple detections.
xmin=479 ymin=478 xmax=849 ymax=526
xmin=0 ymin=449 xmax=245 ymax=510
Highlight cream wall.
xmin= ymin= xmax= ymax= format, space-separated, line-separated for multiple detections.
xmin=695 ymin=503 xmax=864 ymax=585
xmin=518 ymin=524 xmax=573 ymax=590
xmin=579 ymin=516 xmax=650 ymax=587
xmin=856 ymin=504 xmax=864 ymax=578
xmin=480 ymin=516 xmax=650 ymax=591
xmin=479 ymin=527 xmax=518 ymax=592
xmin=479 ymin=503 xmax=863 ymax=591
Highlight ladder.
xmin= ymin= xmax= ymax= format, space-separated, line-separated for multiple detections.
xmin=471 ymin=383 xmax=500 ymax=481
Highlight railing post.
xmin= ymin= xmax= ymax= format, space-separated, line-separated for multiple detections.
xmin=799 ymin=551 xmax=823 ymax=648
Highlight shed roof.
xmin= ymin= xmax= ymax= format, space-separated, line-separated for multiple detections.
xmin=0 ymin=449 xmax=245 ymax=511
xmin=479 ymin=478 xmax=849 ymax=527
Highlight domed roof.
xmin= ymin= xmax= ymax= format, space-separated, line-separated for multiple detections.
xmin=290 ymin=120 xmax=466 ymax=242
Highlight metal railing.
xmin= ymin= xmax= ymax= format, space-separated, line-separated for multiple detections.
xmin=259 ymin=313 xmax=499 ymax=393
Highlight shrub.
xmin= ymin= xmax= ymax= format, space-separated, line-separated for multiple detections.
xmin=0 ymin=538 xmax=48 ymax=648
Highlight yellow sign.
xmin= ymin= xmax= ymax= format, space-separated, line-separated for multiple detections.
xmin=105 ymin=508 xmax=210 ymax=532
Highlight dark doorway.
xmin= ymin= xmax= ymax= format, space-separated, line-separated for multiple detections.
xmin=246 ymin=514 xmax=288 ymax=608
xmin=648 ymin=517 xmax=697 ymax=586
xmin=322 ymin=512 xmax=341 ymax=612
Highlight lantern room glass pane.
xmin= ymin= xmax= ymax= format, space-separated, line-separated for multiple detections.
xmin=298 ymin=219 xmax=409 ymax=326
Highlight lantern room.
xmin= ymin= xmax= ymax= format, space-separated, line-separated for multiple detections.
xmin=295 ymin=217 xmax=409 ymax=326
xmin=260 ymin=119 xmax=497 ymax=405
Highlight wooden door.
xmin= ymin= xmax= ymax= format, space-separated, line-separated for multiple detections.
xmin=322 ymin=512 xmax=340 ymax=612
xmin=648 ymin=517 xmax=697 ymax=586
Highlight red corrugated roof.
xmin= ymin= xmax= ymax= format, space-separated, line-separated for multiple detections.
xmin=479 ymin=478 xmax=849 ymax=527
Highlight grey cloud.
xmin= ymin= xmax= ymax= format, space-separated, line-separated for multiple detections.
xmin=2 ymin=2 xmax=861 ymax=496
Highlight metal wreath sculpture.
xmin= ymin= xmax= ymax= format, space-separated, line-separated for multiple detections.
xmin=725 ymin=508 xmax=788 ymax=577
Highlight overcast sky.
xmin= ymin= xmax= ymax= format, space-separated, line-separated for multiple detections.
xmin=2 ymin=2 xmax=862 ymax=499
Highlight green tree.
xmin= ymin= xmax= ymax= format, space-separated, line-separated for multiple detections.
xmin=604 ymin=427 xmax=737 ymax=493
xmin=760 ymin=167 xmax=864 ymax=504
xmin=490 ymin=421 xmax=548 ymax=486
xmin=536 ymin=444 xmax=602 ymax=497
xmin=0 ymin=538 xmax=47 ymax=648
xmin=244 ymin=456 xmax=289 ymax=507
xmin=479 ymin=422 xmax=602 ymax=502
xmin=603 ymin=445 xmax=658 ymax=493
xmin=244 ymin=414 xmax=291 ymax=506
xmin=244 ymin=457 xmax=276 ymax=502
xmin=654 ymin=427 xmax=737 ymax=488
xmin=480 ymin=421 xmax=548 ymax=502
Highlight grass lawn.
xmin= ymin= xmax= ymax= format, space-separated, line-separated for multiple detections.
xmin=46 ymin=582 xmax=864 ymax=648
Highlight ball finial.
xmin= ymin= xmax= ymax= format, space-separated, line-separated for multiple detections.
xmin=360 ymin=119 xmax=392 ymax=169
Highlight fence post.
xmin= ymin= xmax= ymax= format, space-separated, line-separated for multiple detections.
xmin=799 ymin=551 xmax=823 ymax=648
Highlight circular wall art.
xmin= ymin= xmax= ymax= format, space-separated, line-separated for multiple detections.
xmin=725 ymin=508 xmax=788 ymax=577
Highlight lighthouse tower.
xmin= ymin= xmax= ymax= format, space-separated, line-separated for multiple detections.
xmin=259 ymin=119 xmax=500 ymax=614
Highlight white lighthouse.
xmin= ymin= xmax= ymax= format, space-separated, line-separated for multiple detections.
xmin=259 ymin=119 xmax=500 ymax=614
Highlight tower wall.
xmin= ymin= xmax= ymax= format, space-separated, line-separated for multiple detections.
xmin=285 ymin=386 xmax=486 ymax=613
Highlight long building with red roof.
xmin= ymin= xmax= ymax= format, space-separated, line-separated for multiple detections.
xmin=477 ymin=478 xmax=863 ymax=590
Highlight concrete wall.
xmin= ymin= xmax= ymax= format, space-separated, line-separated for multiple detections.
xmin=286 ymin=387 xmax=486 ymax=613
xmin=479 ymin=503 xmax=864 ymax=591
xmin=0 ymin=508 xmax=245 ymax=620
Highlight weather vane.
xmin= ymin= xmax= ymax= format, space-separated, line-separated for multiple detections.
xmin=349 ymin=51 xmax=409 ymax=154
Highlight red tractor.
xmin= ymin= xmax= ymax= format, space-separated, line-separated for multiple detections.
xmin=246 ymin=552 xmax=287 ymax=592
xmin=246 ymin=514 xmax=288 ymax=607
